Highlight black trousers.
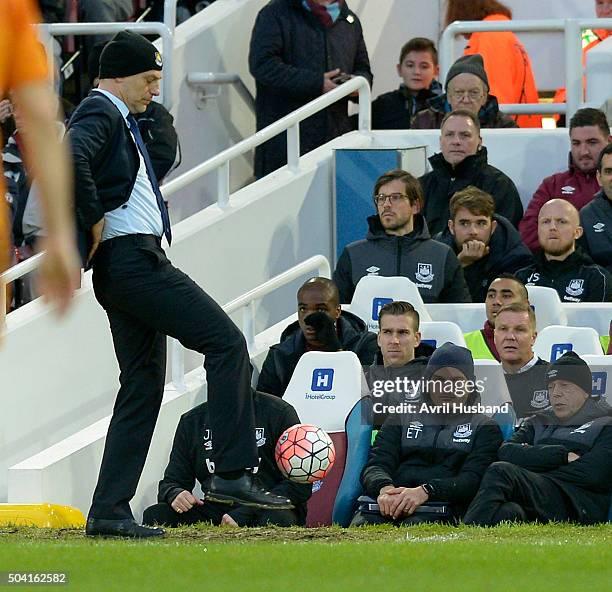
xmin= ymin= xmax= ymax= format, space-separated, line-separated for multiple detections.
xmin=89 ymin=234 xmax=258 ymax=520
xmin=463 ymin=461 xmax=571 ymax=526
xmin=142 ymin=502 xmax=299 ymax=527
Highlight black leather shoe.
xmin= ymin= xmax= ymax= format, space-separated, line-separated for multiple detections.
xmin=85 ymin=518 xmax=165 ymax=538
xmin=204 ymin=474 xmax=294 ymax=510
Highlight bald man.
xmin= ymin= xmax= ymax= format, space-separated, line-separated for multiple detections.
xmin=515 ymin=199 xmax=611 ymax=302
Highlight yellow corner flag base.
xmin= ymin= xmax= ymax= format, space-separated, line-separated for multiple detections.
xmin=0 ymin=503 xmax=86 ymax=528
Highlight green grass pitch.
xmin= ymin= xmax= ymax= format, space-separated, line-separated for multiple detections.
xmin=1 ymin=523 xmax=611 ymax=591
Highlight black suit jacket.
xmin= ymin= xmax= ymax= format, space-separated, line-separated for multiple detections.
xmin=66 ymin=91 xmax=139 ymax=264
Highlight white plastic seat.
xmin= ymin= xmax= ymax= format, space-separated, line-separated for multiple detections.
xmin=419 ymin=321 xmax=466 ymax=349
xmin=282 ymin=351 xmax=369 ymax=432
xmin=349 ymin=275 xmax=432 ymax=332
xmin=582 ymin=355 xmax=612 ymax=403
xmin=473 ymin=358 xmax=512 ymax=407
xmin=534 ymin=325 xmax=603 ymax=362
xmin=526 ymin=286 xmax=568 ymax=331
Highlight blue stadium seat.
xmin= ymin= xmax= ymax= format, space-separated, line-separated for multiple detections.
xmin=332 ymin=397 xmax=373 ymax=527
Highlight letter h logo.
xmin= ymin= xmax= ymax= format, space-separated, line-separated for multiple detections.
xmin=551 ymin=343 xmax=572 ymax=361
xmin=372 ymin=297 xmax=393 ymax=321
xmin=311 ymin=368 xmax=334 ymax=391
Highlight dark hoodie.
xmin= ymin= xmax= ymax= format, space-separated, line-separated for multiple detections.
xmin=371 ymin=81 xmax=443 ymax=130
xmin=515 ymin=248 xmax=612 ymax=303
xmin=499 ymin=399 xmax=612 ymax=524
xmin=411 ymin=93 xmax=518 ymax=130
xmin=419 ymin=147 xmax=524 ymax=236
xmin=434 ymin=214 xmax=534 ymax=301
xmin=579 ymin=190 xmax=612 ymax=274
xmin=256 ymin=310 xmax=377 ymax=397
xmin=333 ymin=214 xmax=471 ymax=304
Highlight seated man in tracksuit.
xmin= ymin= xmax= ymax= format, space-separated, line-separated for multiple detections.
xmin=257 ymin=277 xmax=377 ymax=397
xmin=333 ymin=169 xmax=471 ymax=304
xmin=464 ymin=351 xmax=612 ymax=526
xmin=464 ymin=274 xmax=529 ymax=361
xmin=515 ymin=199 xmax=612 ymax=303
xmin=143 ymin=390 xmax=312 ymax=527
xmin=352 ymin=343 xmax=503 ymax=526
xmin=366 ymin=300 xmax=432 ymax=427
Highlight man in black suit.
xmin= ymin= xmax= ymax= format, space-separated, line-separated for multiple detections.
xmin=68 ymin=31 xmax=291 ymax=538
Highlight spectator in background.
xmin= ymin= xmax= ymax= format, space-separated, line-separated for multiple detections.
xmin=257 ymin=277 xmax=377 ymax=398
xmin=411 ymin=54 xmax=516 ymax=130
xmin=418 ymin=110 xmax=523 ymax=236
xmin=353 ymin=343 xmax=503 ymax=526
xmin=464 ymin=351 xmax=612 ymax=526
xmin=516 ymin=199 xmax=612 ymax=303
xmin=371 ymin=38 xmax=442 ymax=130
xmin=142 ymin=390 xmax=311 ymax=527
xmin=333 ymin=169 xmax=471 ymax=304
xmin=520 ymin=108 xmax=610 ymax=252
xmin=87 ymin=41 xmax=179 ymax=183
xmin=434 ymin=186 xmax=533 ymax=302
xmin=493 ymin=303 xmax=549 ymax=420
xmin=464 ymin=274 xmax=529 ymax=361
xmin=445 ymin=0 xmax=541 ymax=128
xmin=579 ymin=143 xmax=612 ymax=274
xmin=79 ymin=1 xmax=134 ymax=50
xmin=554 ymin=1 xmax=612 ymax=114
xmin=249 ymin=0 xmax=372 ymax=178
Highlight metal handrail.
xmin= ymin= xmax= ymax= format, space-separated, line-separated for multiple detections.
xmin=1 ymin=77 xmax=369 ymax=291
xmin=170 ymin=255 xmax=331 ymax=390
xmin=163 ymin=75 xmax=371 ymax=204
xmin=38 ymin=22 xmax=174 ymax=110
xmin=187 ymin=72 xmax=256 ymax=113
xmin=164 ymin=0 xmax=177 ymax=36
xmin=439 ymin=18 xmax=612 ymax=121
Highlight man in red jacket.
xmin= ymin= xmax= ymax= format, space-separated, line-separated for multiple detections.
xmin=520 ymin=108 xmax=610 ymax=251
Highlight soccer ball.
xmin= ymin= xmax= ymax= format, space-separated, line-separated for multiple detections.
xmin=275 ymin=423 xmax=336 ymax=484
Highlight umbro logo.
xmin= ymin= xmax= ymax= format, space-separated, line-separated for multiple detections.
xmin=366 ymin=266 xmax=380 ymax=275
xmin=561 ymin=185 xmax=575 ymax=194
xmin=593 ymin=222 xmax=605 ymax=233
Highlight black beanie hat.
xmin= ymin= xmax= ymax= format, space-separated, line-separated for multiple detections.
xmin=99 ymin=31 xmax=163 ymax=79
xmin=424 ymin=342 xmax=476 ymax=384
xmin=546 ymin=351 xmax=592 ymax=395
xmin=445 ymin=54 xmax=489 ymax=91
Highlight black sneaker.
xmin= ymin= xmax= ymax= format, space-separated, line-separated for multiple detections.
xmin=204 ymin=474 xmax=294 ymax=510
xmin=85 ymin=517 xmax=165 ymax=538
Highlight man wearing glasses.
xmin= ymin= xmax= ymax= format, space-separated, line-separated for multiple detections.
xmin=411 ymin=54 xmax=517 ymax=130
xmin=333 ymin=169 xmax=470 ymax=304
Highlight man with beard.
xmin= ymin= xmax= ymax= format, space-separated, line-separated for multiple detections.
xmin=464 ymin=274 xmax=529 ymax=361
xmin=516 ymin=199 xmax=611 ymax=302
xmin=520 ymin=108 xmax=610 ymax=251
xmin=464 ymin=351 xmax=612 ymax=526
xmin=333 ymin=169 xmax=470 ymax=304
xmin=493 ymin=303 xmax=549 ymax=420
xmin=418 ymin=110 xmax=523 ymax=236
xmin=434 ymin=186 xmax=532 ymax=301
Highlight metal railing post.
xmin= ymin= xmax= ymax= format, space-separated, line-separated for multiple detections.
xmin=217 ymin=161 xmax=230 ymax=208
xmin=242 ymin=301 xmax=257 ymax=351
xmin=171 ymin=338 xmax=186 ymax=391
xmin=358 ymin=82 xmax=371 ymax=132
xmin=164 ymin=0 xmax=178 ymax=36
xmin=564 ymin=19 xmax=583 ymax=123
xmin=287 ymin=124 xmax=300 ymax=172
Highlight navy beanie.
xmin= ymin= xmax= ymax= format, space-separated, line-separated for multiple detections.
xmin=546 ymin=351 xmax=592 ymax=395
xmin=99 ymin=31 xmax=163 ymax=79
xmin=424 ymin=342 xmax=476 ymax=383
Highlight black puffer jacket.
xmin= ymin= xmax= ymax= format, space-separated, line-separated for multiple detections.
xmin=516 ymin=249 xmax=612 ymax=303
xmin=249 ymin=0 xmax=372 ymax=177
xmin=419 ymin=147 xmax=523 ymax=236
xmin=257 ymin=310 xmax=377 ymax=397
xmin=333 ymin=214 xmax=471 ymax=304
xmin=361 ymin=404 xmax=502 ymax=514
xmin=499 ymin=399 xmax=612 ymax=524
xmin=411 ymin=92 xmax=518 ymax=130
xmin=434 ymin=214 xmax=533 ymax=301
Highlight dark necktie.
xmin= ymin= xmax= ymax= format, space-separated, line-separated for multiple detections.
xmin=126 ymin=113 xmax=172 ymax=245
